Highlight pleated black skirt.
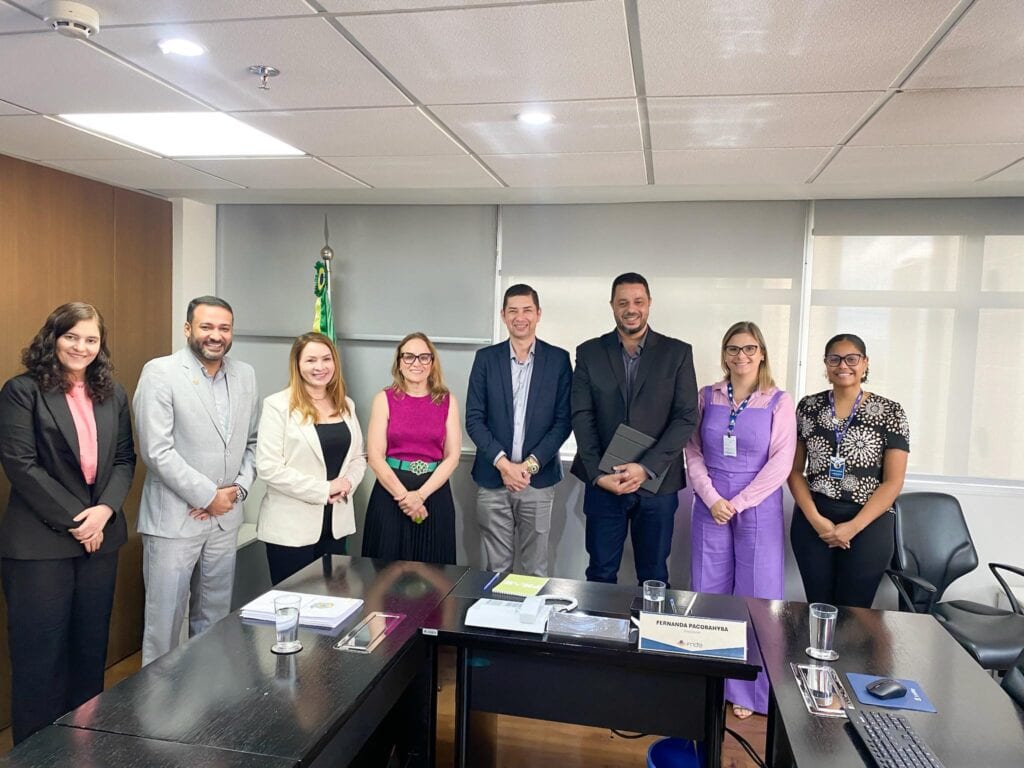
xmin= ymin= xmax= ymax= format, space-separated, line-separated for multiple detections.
xmin=361 ymin=468 xmax=456 ymax=565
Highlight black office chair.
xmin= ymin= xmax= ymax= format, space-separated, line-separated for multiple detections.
xmin=886 ymin=492 xmax=1024 ymax=671
xmin=1003 ymin=647 xmax=1024 ymax=709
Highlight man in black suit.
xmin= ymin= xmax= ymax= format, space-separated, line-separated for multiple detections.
xmin=571 ymin=272 xmax=698 ymax=585
xmin=466 ymin=284 xmax=572 ymax=576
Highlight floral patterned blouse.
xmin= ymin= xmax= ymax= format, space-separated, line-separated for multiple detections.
xmin=796 ymin=391 xmax=910 ymax=506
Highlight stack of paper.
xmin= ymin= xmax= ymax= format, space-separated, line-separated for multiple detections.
xmin=240 ymin=590 xmax=363 ymax=629
xmin=493 ymin=574 xmax=549 ymax=597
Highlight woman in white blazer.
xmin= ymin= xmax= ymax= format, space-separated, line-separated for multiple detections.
xmin=256 ymin=333 xmax=366 ymax=584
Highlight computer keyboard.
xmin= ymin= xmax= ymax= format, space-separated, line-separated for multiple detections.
xmin=846 ymin=707 xmax=946 ymax=768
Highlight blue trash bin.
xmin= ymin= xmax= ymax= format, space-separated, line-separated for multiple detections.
xmin=646 ymin=737 xmax=705 ymax=768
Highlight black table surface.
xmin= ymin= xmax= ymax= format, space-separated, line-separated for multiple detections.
xmin=426 ymin=568 xmax=761 ymax=680
xmin=0 ymin=726 xmax=297 ymax=768
xmin=747 ymin=598 xmax=1024 ymax=768
xmin=58 ymin=556 xmax=467 ymax=763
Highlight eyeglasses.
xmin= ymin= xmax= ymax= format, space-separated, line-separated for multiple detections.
xmin=824 ymin=353 xmax=865 ymax=367
xmin=400 ymin=352 xmax=434 ymax=366
xmin=724 ymin=344 xmax=760 ymax=357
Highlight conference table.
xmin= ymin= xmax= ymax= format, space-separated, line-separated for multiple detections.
xmin=747 ymin=598 xmax=1024 ymax=768
xmin=52 ymin=556 xmax=468 ymax=768
xmin=421 ymin=568 xmax=762 ymax=768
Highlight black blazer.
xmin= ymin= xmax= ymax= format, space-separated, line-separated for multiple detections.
xmin=0 ymin=374 xmax=135 ymax=559
xmin=570 ymin=329 xmax=698 ymax=496
xmin=465 ymin=338 xmax=572 ymax=490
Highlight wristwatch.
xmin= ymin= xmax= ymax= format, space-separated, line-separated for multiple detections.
xmin=525 ymin=454 xmax=541 ymax=475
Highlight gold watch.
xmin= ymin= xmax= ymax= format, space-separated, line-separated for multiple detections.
xmin=525 ymin=455 xmax=541 ymax=475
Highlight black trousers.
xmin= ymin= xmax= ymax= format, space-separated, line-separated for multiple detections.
xmin=264 ymin=505 xmax=348 ymax=586
xmin=1 ymin=551 xmax=119 ymax=745
xmin=790 ymin=493 xmax=894 ymax=609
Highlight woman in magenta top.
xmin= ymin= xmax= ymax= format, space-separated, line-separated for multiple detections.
xmin=362 ymin=332 xmax=461 ymax=564
xmin=0 ymin=302 xmax=135 ymax=744
xmin=684 ymin=321 xmax=796 ymax=720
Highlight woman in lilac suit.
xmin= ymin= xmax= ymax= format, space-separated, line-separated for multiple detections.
xmin=685 ymin=321 xmax=796 ymax=719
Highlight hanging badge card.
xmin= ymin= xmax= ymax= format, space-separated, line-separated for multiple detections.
xmin=723 ymin=434 xmax=738 ymax=457
xmin=828 ymin=455 xmax=846 ymax=480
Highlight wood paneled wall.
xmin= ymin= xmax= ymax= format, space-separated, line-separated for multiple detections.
xmin=0 ymin=155 xmax=172 ymax=728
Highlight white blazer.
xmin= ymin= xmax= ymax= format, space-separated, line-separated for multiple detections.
xmin=255 ymin=389 xmax=366 ymax=547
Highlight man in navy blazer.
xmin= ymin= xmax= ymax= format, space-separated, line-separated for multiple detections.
xmin=466 ymin=284 xmax=572 ymax=576
xmin=572 ymin=273 xmax=698 ymax=585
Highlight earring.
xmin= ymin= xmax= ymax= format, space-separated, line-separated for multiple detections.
xmin=862 ymin=368 xmax=870 ymax=383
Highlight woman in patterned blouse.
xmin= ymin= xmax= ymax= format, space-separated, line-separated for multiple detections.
xmin=787 ymin=333 xmax=910 ymax=608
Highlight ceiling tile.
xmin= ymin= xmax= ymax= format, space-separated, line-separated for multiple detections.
xmin=15 ymin=0 xmax=314 ymax=25
xmin=233 ymin=108 xmax=462 ymax=156
xmin=481 ymin=151 xmax=646 ymax=187
xmin=0 ymin=3 xmax=42 ymax=33
xmin=0 ymin=98 xmax=32 ymax=115
xmin=850 ymin=88 xmax=1024 ymax=146
xmin=46 ymin=157 xmax=244 ymax=190
xmin=97 ymin=17 xmax=407 ymax=111
xmin=323 ymin=155 xmax=500 ymax=187
xmin=639 ymin=0 xmax=960 ymax=95
xmin=0 ymin=34 xmax=203 ymax=113
xmin=0 ymin=116 xmax=155 ymax=160
xmin=341 ymin=1 xmax=635 ymax=104
xmin=815 ymin=144 xmax=1024 ymax=185
xmin=648 ymin=92 xmax=879 ymax=149
xmin=905 ymin=0 xmax=1024 ymax=89
xmin=433 ymin=99 xmax=642 ymax=155
xmin=654 ymin=147 xmax=829 ymax=184
xmin=321 ymin=1 xmax=526 ymax=10
xmin=985 ymin=158 xmax=1024 ymax=182
xmin=180 ymin=157 xmax=366 ymax=188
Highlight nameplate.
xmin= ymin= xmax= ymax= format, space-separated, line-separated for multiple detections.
xmin=637 ymin=612 xmax=747 ymax=661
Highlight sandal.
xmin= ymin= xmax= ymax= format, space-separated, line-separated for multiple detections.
xmin=732 ymin=705 xmax=754 ymax=720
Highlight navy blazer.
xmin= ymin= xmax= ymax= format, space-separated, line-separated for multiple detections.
xmin=465 ymin=338 xmax=572 ymax=490
xmin=0 ymin=374 xmax=135 ymax=559
xmin=570 ymin=329 xmax=698 ymax=496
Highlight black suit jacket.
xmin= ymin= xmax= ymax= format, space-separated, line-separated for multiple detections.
xmin=0 ymin=374 xmax=135 ymax=559
xmin=570 ymin=329 xmax=698 ymax=496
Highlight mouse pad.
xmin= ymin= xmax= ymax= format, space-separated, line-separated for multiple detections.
xmin=846 ymin=673 xmax=938 ymax=712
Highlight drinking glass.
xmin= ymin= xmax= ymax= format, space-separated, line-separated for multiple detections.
xmin=272 ymin=594 xmax=303 ymax=654
xmin=806 ymin=602 xmax=838 ymax=661
xmin=643 ymin=580 xmax=666 ymax=613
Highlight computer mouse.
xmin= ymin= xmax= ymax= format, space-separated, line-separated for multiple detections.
xmin=866 ymin=678 xmax=907 ymax=700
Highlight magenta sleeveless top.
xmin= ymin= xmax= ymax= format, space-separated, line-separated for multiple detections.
xmin=385 ymin=387 xmax=449 ymax=462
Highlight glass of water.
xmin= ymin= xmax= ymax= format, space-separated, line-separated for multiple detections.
xmin=806 ymin=602 xmax=839 ymax=661
xmin=272 ymin=594 xmax=303 ymax=655
xmin=643 ymin=580 xmax=666 ymax=613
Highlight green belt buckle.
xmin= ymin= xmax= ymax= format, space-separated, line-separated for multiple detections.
xmin=408 ymin=460 xmax=430 ymax=475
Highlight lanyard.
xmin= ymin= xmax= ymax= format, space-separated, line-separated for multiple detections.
xmin=829 ymin=390 xmax=863 ymax=454
xmin=726 ymin=381 xmax=753 ymax=436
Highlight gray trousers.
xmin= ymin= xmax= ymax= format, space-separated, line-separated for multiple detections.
xmin=476 ymin=485 xmax=555 ymax=576
xmin=141 ymin=527 xmax=237 ymax=666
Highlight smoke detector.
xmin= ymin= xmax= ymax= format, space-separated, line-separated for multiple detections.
xmin=44 ymin=1 xmax=100 ymax=39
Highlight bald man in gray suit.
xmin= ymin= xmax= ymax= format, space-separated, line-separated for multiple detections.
xmin=133 ymin=296 xmax=259 ymax=665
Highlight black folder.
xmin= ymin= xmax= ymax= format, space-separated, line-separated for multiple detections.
xmin=598 ymin=423 xmax=667 ymax=494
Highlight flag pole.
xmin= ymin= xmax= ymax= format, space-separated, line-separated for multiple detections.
xmin=321 ymin=215 xmax=334 ymax=341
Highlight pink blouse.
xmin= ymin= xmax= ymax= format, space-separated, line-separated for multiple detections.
xmin=684 ymin=380 xmax=796 ymax=513
xmin=65 ymin=382 xmax=98 ymax=485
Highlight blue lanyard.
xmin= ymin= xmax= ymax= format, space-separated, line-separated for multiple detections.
xmin=829 ymin=390 xmax=863 ymax=453
xmin=726 ymin=381 xmax=753 ymax=436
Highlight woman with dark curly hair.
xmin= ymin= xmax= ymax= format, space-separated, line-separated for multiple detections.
xmin=0 ymin=302 xmax=136 ymax=744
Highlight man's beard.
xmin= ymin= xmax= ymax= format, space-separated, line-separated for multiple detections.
xmin=189 ymin=335 xmax=231 ymax=361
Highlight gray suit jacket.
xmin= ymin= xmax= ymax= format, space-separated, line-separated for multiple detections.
xmin=133 ymin=348 xmax=259 ymax=538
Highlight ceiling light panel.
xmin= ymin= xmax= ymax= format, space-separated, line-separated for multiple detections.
xmin=59 ymin=113 xmax=304 ymax=157
xmin=341 ymin=1 xmax=635 ymax=104
xmin=159 ymin=39 xmax=205 ymax=57
xmin=639 ymin=0 xmax=960 ymax=95
xmin=97 ymin=18 xmax=406 ymax=111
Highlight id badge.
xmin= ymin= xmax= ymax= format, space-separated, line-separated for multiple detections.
xmin=828 ymin=455 xmax=846 ymax=480
xmin=723 ymin=434 xmax=738 ymax=457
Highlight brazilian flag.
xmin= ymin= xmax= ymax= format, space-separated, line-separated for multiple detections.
xmin=313 ymin=261 xmax=334 ymax=339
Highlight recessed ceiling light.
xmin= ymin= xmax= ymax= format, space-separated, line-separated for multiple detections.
xmin=158 ymin=38 xmax=205 ymax=57
xmin=59 ymin=113 xmax=304 ymax=157
xmin=517 ymin=111 xmax=554 ymax=126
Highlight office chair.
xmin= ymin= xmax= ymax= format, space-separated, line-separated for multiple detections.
xmin=886 ymin=492 xmax=1024 ymax=671
xmin=1003 ymin=647 xmax=1024 ymax=709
